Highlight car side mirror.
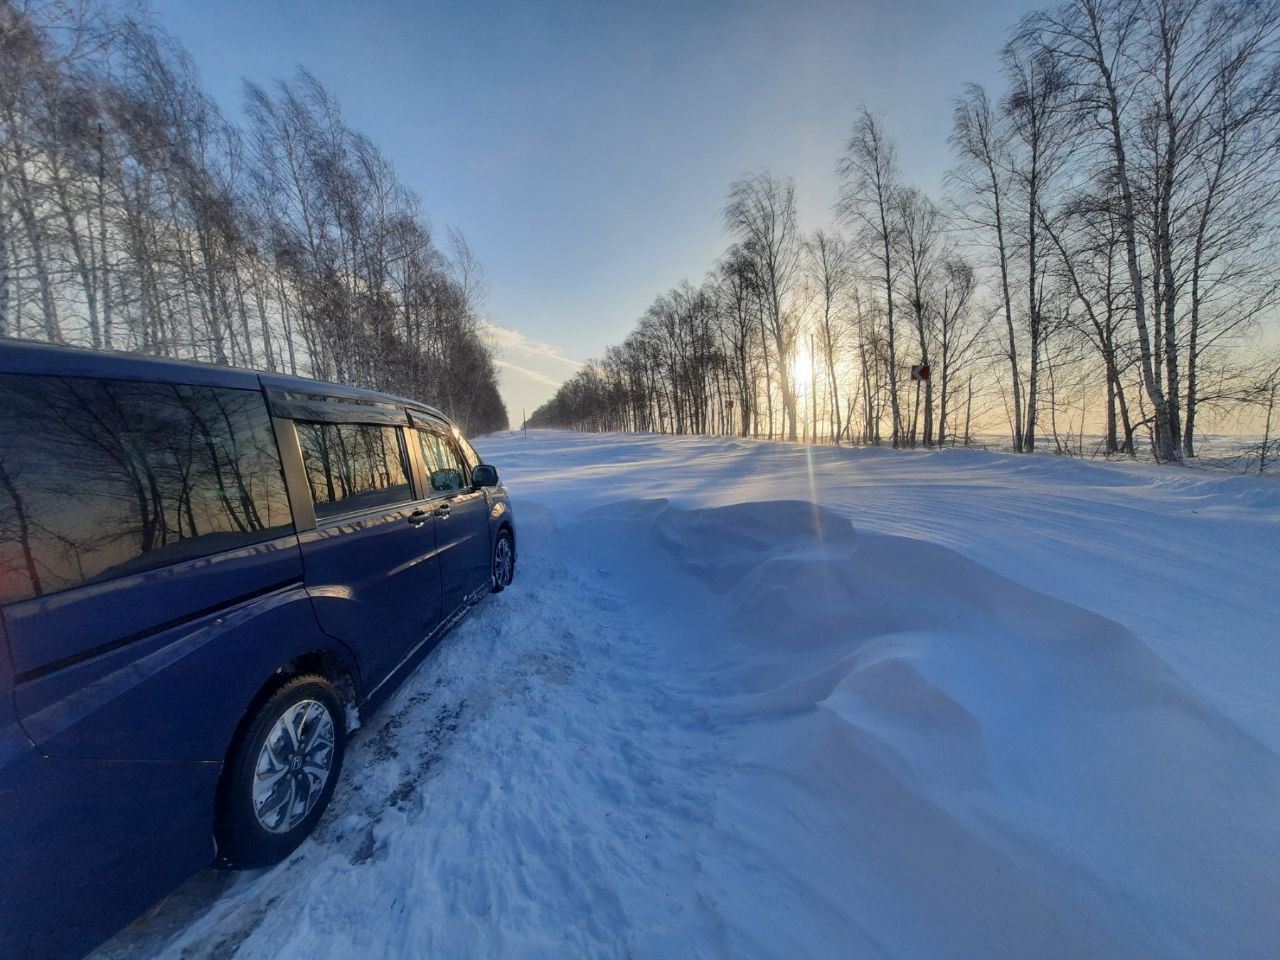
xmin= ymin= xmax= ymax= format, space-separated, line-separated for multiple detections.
xmin=471 ymin=464 xmax=499 ymax=488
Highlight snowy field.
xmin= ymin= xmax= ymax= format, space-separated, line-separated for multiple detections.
xmin=95 ymin=431 xmax=1280 ymax=960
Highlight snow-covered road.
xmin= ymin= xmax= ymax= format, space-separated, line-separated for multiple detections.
xmin=95 ymin=431 xmax=1280 ymax=960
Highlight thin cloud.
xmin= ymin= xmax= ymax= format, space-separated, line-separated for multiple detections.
xmin=482 ymin=323 xmax=583 ymax=422
xmin=484 ymin=324 xmax=584 ymax=372
xmin=493 ymin=358 xmax=565 ymax=389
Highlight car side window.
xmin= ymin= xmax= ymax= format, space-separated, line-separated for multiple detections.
xmin=455 ymin=432 xmax=482 ymax=471
xmin=296 ymin=422 xmax=412 ymax=520
xmin=0 ymin=374 xmax=293 ymax=606
xmin=415 ymin=428 xmax=467 ymax=495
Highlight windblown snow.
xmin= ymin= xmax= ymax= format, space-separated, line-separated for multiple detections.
xmin=94 ymin=432 xmax=1280 ymax=960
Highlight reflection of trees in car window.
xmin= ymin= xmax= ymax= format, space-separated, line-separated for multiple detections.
xmin=415 ymin=429 xmax=466 ymax=494
xmin=296 ymin=422 xmax=411 ymax=519
xmin=0 ymin=375 xmax=292 ymax=605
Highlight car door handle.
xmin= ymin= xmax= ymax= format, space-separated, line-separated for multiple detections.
xmin=407 ymin=509 xmax=429 ymax=528
xmin=434 ymin=502 xmax=451 ymax=519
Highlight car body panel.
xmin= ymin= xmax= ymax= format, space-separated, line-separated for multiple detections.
xmin=11 ymin=581 xmax=353 ymax=763
xmin=1 ymin=604 xmax=222 ymax=960
xmin=6 ymin=532 xmax=303 ymax=685
xmin=298 ymin=502 xmax=444 ymax=689
xmin=1 ymin=751 xmax=220 ymax=960
xmin=435 ymin=486 xmax=494 ymax=609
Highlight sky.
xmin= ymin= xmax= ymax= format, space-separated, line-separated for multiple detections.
xmin=150 ymin=0 xmax=1043 ymax=420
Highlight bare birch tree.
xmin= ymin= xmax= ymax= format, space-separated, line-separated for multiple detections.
xmin=838 ymin=107 xmax=905 ymax=446
xmin=724 ymin=173 xmax=801 ymax=440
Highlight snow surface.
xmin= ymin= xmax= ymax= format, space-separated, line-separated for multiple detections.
xmin=93 ymin=431 xmax=1280 ymax=960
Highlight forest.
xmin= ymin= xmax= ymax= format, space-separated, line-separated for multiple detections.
xmin=530 ymin=0 xmax=1280 ymax=466
xmin=0 ymin=0 xmax=509 ymax=435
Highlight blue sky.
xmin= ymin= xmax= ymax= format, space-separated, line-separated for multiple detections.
xmin=151 ymin=0 xmax=1041 ymax=415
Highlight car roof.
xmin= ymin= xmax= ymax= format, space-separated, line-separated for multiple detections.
xmin=0 ymin=339 xmax=453 ymax=426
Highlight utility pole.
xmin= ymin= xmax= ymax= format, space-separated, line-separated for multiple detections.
xmin=522 ymin=409 xmax=527 ymax=439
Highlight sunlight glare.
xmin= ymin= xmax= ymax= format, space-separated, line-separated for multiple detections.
xmin=791 ymin=341 xmax=814 ymax=397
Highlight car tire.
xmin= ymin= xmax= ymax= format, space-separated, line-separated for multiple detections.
xmin=216 ymin=674 xmax=346 ymax=869
xmin=491 ymin=529 xmax=515 ymax=593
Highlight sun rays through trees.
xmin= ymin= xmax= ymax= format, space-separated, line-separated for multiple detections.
xmin=531 ymin=0 xmax=1280 ymax=464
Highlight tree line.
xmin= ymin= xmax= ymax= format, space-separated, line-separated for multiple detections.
xmin=0 ymin=0 xmax=508 ymax=434
xmin=530 ymin=0 xmax=1280 ymax=464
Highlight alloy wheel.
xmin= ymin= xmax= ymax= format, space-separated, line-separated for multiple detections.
xmin=494 ymin=535 xmax=515 ymax=587
xmin=251 ymin=699 xmax=337 ymax=834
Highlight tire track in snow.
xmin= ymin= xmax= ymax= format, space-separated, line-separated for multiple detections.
xmin=93 ymin=512 xmax=728 ymax=960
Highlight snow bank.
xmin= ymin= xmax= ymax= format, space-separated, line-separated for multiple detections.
xmin=572 ymin=496 xmax=1280 ymax=958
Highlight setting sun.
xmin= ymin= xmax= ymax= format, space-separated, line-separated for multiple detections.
xmin=791 ymin=340 xmax=814 ymax=395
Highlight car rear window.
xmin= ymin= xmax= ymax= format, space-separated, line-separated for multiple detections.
xmin=0 ymin=374 xmax=293 ymax=605
xmin=296 ymin=421 xmax=412 ymax=520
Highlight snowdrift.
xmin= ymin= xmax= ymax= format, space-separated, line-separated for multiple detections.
xmin=575 ymin=498 xmax=1280 ymax=959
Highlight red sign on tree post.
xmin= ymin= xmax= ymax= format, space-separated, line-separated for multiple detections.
xmin=911 ymin=363 xmax=931 ymax=382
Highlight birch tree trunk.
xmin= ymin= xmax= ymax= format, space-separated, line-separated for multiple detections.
xmin=0 ymin=189 xmax=9 ymax=339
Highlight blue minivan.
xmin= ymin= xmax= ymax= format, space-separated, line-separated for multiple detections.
xmin=0 ymin=341 xmax=516 ymax=960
